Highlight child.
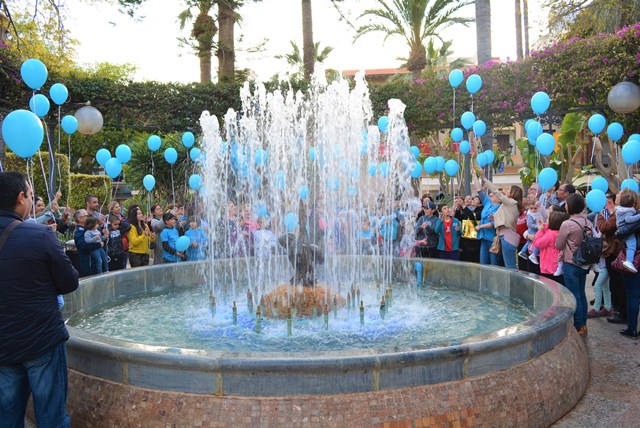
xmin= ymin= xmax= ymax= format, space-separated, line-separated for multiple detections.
xmin=532 ymin=210 xmax=568 ymax=278
xmin=84 ymin=216 xmax=109 ymax=274
xmin=253 ymin=216 xmax=277 ymax=258
xmin=106 ymin=214 xmax=126 ymax=271
xmin=615 ymin=192 xmax=640 ymax=272
xmin=160 ymin=212 xmax=185 ymax=263
xmin=519 ymin=197 xmax=543 ymax=263
xmin=185 ymin=216 xmax=208 ymax=261
xmin=357 ymin=216 xmax=376 ymax=255
xmin=434 ymin=205 xmax=461 ymax=260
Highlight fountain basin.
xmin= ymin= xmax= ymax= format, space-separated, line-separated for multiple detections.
xmin=61 ymin=258 xmax=588 ymax=427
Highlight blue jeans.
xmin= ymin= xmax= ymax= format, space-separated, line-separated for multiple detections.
xmin=0 ymin=341 xmax=70 ymax=428
xmin=90 ymin=248 xmax=109 ymax=274
xmin=625 ymin=234 xmax=637 ymax=262
xmin=500 ymin=237 xmax=518 ymax=270
xmin=593 ymin=267 xmax=611 ymax=311
xmin=623 ymin=272 xmax=640 ymax=332
xmin=479 ymin=239 xmax=501 ymax=266
xmin=563 ymin=263 xmax=588 ymax=329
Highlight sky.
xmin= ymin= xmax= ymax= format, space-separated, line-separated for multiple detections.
xmin=62 ymin=0 xmax=548 ymax=83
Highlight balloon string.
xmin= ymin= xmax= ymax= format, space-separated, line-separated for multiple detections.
xmin=27 ymin=158 xmax=36 ymax=219
xmin=56 ymin=106 xmax=62 ymax=185
xmin=43 ymin=121 xmax=56 ymax=197
xmin=36 ymin=148 xmax=50 ymax=203
xmin=171 ymin=164 xmax=175 ymax=206
xmin=101 ymin=176 xmax=108 ymax=212
xmin=151 ymin=153 xmax=155 ymax=176
xmin=67 ymin=135 xmax=72 ymax=202
xmin=452 ymin=88 xmax=456 ymax=130
xmin=471 ymin=95 xmax=474 ymax=113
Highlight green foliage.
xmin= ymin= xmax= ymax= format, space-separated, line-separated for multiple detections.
xmin=516 ymin=137 xmax=545 ymax=188
xmin=4 ymin=152 xmax=70 ymax=205
xmin=68 ymin=174 xmax=112 ymax=210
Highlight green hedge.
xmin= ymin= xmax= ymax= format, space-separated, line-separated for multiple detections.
xmin=4 ymin=152 xmax=70 ymax=205
xmin=68 ymin=174 xmax=112 ymax=210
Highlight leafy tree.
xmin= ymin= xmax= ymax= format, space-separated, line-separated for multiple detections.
xmin=355 ymin=0 xmax=473 ymax=80
xmin=544 ymin=0 xmax=640 ymax=41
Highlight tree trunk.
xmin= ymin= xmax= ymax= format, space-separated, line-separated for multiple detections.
xmin=302 ymin=0 xmax=314 ymax=80
xmin=198 ymin=40 xmax=212 ymax=84
xmin=523 ymin=0 xmax=530 ymax=57
xmin=217 ymin=1 xmax=236 ymax=82
xmin=515 ymin=0 xmax=523 ymax=61
xmin=475 ymin=0 xmax=492 ymax=65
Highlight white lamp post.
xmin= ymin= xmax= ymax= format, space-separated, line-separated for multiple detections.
xmin=74 ymin=102 xmax=103 ymax=135
xmin=607 ymin=77 xmax=640 ymax=114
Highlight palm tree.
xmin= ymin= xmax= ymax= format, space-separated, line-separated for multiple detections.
xmin=217 ymin=0 xmax=237 ymax=82
xmin=474 ymin=0 xmax=491 ymax=65
xmin=523 ymin=0 xmax=530 ymax=56
xmin=178 ymin=1 xmax=217 ymax=83
xmin=302 ymin=0 xmax=314 ymax=79
xmin=276 ymin=41 xmax=333 ymax=79
xmin=515 ymin=0 xmax=523 ymax=60
xmin=355 ymin=0 xmax=473 ymax=80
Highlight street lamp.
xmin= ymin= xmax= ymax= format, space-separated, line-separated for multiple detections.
xmin=607 ymin=76 xmax=640 ymax=114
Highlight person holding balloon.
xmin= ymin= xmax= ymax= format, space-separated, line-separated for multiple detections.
xmin=614 ymin=192 xmax=640 ymax=273
xmin=160 ymin=212 xmax=186 ymax=263
xmin=480 ymin=172 xmax=524 ymax=270
xmin=126 ymin=207 xmax=155 ymax=268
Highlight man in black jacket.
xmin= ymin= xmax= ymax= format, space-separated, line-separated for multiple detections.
xmin=0 ymin=171 xmax=79 ymax=428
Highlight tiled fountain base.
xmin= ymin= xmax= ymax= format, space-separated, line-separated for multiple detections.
xmin=64 ymin=331 xmax=588 ymax=428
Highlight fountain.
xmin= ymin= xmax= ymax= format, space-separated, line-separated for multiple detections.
xmin=60 ymin=73 xmax=588 ymax=427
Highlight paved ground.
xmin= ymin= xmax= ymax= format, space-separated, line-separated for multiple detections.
xmin=553 ymin=273 xmax=640 ymax=427
xmin=26 ymin=273 xmax=640 ymax=427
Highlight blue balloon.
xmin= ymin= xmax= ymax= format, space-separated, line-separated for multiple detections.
xmin=622 ymin=140 xmax=640 ymax=164
xmin=257 ymin=204 xmax=268 ymax=217
xmin=28 ymin=94 xmax=50 ymax=118
xmin=410 ymin=145 xmax=420 ymax=158
xmin=531 ymin=92 xmax=550 ymax=115
xmin=20 ymin=59 xmax=48 ymax=90
xmin=164 ymin=147 xmax=178 ymax=164
xmin=378 ymin=116 xmax=389 ymax=133
xmin=378 ymin=162 xmax=390 ymax=177
xmin=466 ymin=74 xmax=482 ymax=94
xmin=423 ymin=157 xmax=437 ymax=174
xmin=299 ymin=185 xmax=310 ymax=200
xmin=473 ymin=120 xmax=487 ymax=137
xmin=189 ymin=147 xmax=201 ymax=161
xmin=536 ymin=133 xmax=556 ymax=156
xmin=148 ymin=135 xmax=161 ymax=151
xmin=96 ymin=148 xmax=111 ymax=166
xmin=524 ymin=119 xmax=536 ymax=130
xmin=309 ymin=146 xmax=317 ymax=161
xmin=104 ymin=158 xmax=122 ymax=179
xmin=591 ymin=176 xmax=609 ymax=193
xmin=459 ymin=140 xmax=470 ymax=155
xmin=115 ymin=144 xmax=132 ymax=164
xmin=461 ymin=111 xmax=476 ymax=130
xmin=49 ymin=83 xmax=68 ymax=105
xmin=444 ymin=159 xmax=459 ymax=177
xmin=621 ymin=179 xmax=639 ymax=193
xmin=586 ymin=189 xmax=606 ymax=213
xmin=254 ymin=149 xmax=268 ymax=166
xmin=629 ymin=134 xmax=640 ymax=142
xmin=410 ymin=161 xmax=423 ymax=178
xmin=182 ymin=132 xmax=195 ymax=148
xmin=484 ymin=150 xmax=495 ymax=164
xmin=476 ymin=153 xmax=488 ymax=168
xmin=526 ymin=121 xmax=543 ymax=142
xmin=435 ymin=156 xmax=445 ymax=172
xmin=175 ymin=236 xmax=191 ymax=253
xmin=143 ymin=174 xmax=155 ymax=191
xmin=347 ymin=185 xmax=357 ymax=196
xmin=607 ymin=122 xmax=624 ymax=142
xmin=538 ymin=167 xmax=558 ymax=191
xmin=327 ymin=176 xmax=340 ymax=191
xmin=451 ymin=128 xmax=463 ymax=142
xmin=1 ymin=109 xmax=44 ymax=158
xmin=274 ymin=170 xmax=286 ymax=191
xmin=449 ymin=69 xmax=464 ymax=88
xmin=587 ymin=114 xmax=606 ymax=135
xmin=189 ymin=174 xmax=203 ymax=190
xmin=284 ymin=212 xmax=299 ymax=232
xmin=367 ymin=163 xmax=377 ymax=176
xmin=61 ymin=115 xmax=78 ymax=134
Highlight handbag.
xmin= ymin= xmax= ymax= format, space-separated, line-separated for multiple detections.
xmin=461 ymin=219 xmax=478 ymax=239
xmin=489 ymin=234 xmax=501 ymax=254
xmin=611 ymin=244 xmax=640 ymax=273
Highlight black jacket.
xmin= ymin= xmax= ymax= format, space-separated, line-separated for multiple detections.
xmin=0 ymin=211 xmax=79 ymax=365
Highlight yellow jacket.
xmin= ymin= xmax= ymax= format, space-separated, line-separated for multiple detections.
xmin=127 ymin=223 xmax=154 ymax=254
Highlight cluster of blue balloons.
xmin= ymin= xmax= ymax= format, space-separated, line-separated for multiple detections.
xmin=476 ymin=150 xmax=495 ymax=168
xmin=2 ymin=59 xmax=76 ymax=159
xmin=525 ymin=120 xmax=543 ymax=146
xmin=95 ymin=144 xmax=133 ymax=179
xmin=449 ymin=70 xmax=483 ymax=95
